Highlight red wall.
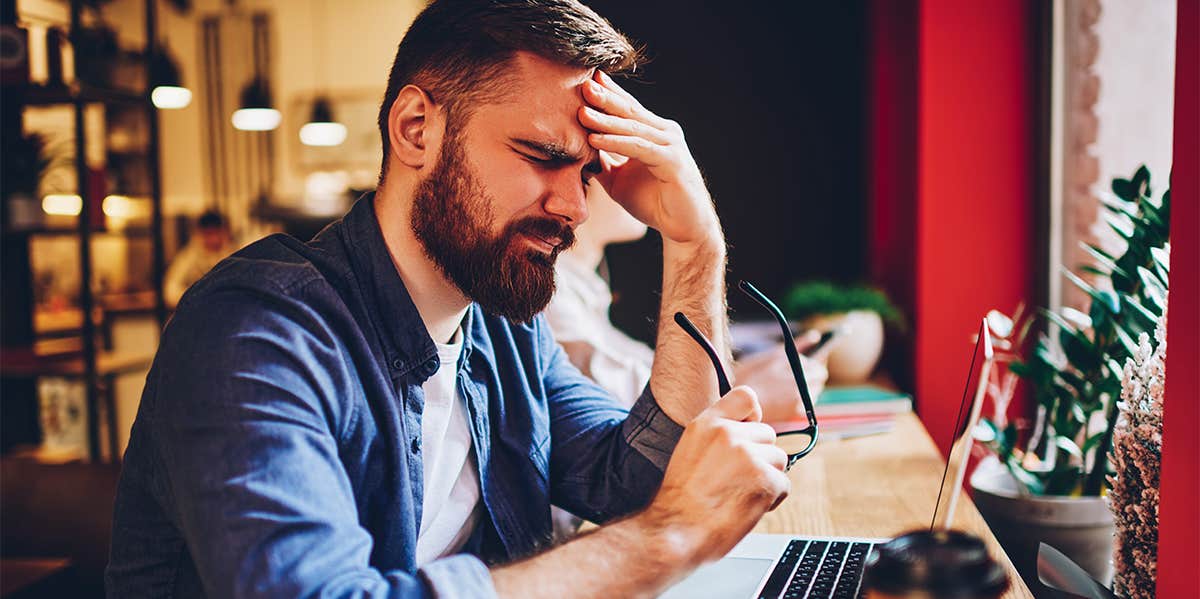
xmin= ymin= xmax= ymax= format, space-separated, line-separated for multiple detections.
xmin=1156 ymin=0 xmax=1198 ymax=594
xmin=915 ymin=0 xmax=1038 ymax=454
xmin=870 ymin=0 xmax=1038 ymax=454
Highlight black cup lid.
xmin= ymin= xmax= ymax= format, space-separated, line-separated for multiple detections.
xmin=863 ymin=530 xmax=1009 ymax=598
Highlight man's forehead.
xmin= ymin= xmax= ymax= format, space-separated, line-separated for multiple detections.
xmin=504 ymin=51 xmax=595 ymax=101
xmin=489 ymin=52 xmax=596 ymax=159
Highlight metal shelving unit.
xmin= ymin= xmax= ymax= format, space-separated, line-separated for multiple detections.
xmin=2 ymin=0 xmax=166 ymax=462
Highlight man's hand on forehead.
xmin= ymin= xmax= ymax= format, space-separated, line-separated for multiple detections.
xmin=577 ymin=70 xmax=716 ymax=246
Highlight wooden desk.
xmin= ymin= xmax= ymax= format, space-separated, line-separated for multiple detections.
xmin=756 ymin=412 xmax=1033 ymax=598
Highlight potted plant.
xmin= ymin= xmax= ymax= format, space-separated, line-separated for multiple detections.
xmin=1 ymin=132 xmax=57 ymax=230
xmin=782 ymin=281 xmax=904 ymax=383
xmin=970 ymin=165 xmax=1170 ymax=588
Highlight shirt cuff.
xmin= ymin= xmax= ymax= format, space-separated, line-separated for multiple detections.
xmin=623 ymin=384 xmax=686 ymax=471
xmin=418 ymin=554 xmax=498 ymax=599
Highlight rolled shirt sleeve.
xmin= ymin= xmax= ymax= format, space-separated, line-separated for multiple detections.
xmin=535 ymin=316 xmax=684 ymax=523
xmin=622 ymin=384 xmax=686 ymax=471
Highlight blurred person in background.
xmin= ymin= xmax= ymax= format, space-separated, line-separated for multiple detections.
xmin=162 ymin=210 xmax=237 ymax=307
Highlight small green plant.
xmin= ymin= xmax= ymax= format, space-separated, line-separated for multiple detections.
xmin=782 ymin=281 xmax=904 ymax=328
xmin=1 ymin=133 xmax=54 ymax=198
xmin=979 ymin=165 xmax=1170 ymax=497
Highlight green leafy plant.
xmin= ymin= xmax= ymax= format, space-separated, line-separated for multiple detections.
xmin=781 ymin=281 xmax=905 ymax=328
xmin=1 ymin=133 xmax=54 ymax=197
xmin=979 ymin=165 xmax=1170 ymax=496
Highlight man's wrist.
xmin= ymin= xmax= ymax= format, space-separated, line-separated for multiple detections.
xmin=629 ymin=503 xmax=705 ymax=572
xmin=660 ymin=220 xmax=725 ymax=256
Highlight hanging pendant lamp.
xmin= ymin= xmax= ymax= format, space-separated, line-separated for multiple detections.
xmin=299 ymin=0 xmax=345 ymax=146
xmin=149 ymin=44 xmax=191 ymax=109
xmin=231 ymin=75 xmax=281 ymax=131
xmin=232 ymin=11 xmax=280 ymax=131
xmin=300 ymin=96 xmax=347 ymax=146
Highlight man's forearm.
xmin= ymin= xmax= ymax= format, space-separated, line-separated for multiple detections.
xmin=491 ymin=509 xmax=699 ymax=599
xmin=649 ymin=231 xmax=730 ymax=425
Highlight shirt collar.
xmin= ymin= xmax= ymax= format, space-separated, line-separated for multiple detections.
xmin=338 ymin=191 xmax=460 ymax=381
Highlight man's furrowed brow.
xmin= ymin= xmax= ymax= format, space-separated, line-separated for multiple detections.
xmin=512 ymin=138 xmax=589 ymax=163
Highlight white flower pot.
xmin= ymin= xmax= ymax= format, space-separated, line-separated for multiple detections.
xmin=804 ymin=310 xmax=884 ymax=383
xmin=969 ymin=455 xmax=1115 ymax=591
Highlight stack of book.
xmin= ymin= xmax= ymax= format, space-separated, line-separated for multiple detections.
xmin=771 ymin=386 xmax=912 ymax=440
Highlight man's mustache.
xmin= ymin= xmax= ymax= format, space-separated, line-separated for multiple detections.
xmin=510 ymin=217 xmax=576 ymax=254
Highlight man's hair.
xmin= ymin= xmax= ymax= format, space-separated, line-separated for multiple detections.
xmin=376 ymin=0 xmax=643 ymax=181
xmin=197 ymin=210 xmax=225 ymax=229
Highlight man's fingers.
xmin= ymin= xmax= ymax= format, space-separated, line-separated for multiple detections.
xmin=595 ymin=70 xmax=638 ymax=103
xmin=792 ymin=330 xmax=823 ymax=353
xmin=595 ymin=71 xmax=674 ymax=129
xmin=579 ymin=106 xmax=672 ymax=146
xmin=732 ymin=421 xmax=778 ymax=445
xmin=710 ymin=386 xmax=763 ymax=423
xmin=746 ymin=442 xmax=789 ymax=472
xmin=768 ymin=479 xmax=790 ymax=511
xmin=584 ymin=76 xmax=670 ymax=131
xmin=806 ymin=359 xmax=829 ymax=384
xmin=599 ymin=149 xmax=628 ymax=168
xmin=588 ymin=133 xmax=673 ymax=168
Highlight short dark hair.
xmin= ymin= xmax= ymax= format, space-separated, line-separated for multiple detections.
xmin=197 ymin=210 xmax=225 ymax=229
xmin=376 ymin=0 xmax=643 ymax=181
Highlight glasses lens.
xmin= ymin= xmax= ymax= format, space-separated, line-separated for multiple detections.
xmin=777 ymin=429 xmax=815 ymax=458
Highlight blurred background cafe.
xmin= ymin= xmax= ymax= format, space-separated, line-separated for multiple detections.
xmin=0 ymin=0 xmax=1195 ymax=597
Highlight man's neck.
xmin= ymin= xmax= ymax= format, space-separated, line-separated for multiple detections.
xmin=374 ymin=183 xmax=471 ymax=344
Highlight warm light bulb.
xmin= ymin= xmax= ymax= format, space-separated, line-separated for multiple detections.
xmin=152 ymin=86 xmax=192 ymax=109
xmin=299 ymin=121 xmax=347 ymax=146
xmin=102 ymin=195 xmax=135 ymax=218
xmin=42 ymin=194 xmax=82 ymax=216
xmin=232 ymin=108 xmax=282 ymax=131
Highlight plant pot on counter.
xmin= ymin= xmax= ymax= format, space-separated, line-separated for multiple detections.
xmin=803 ymin=310 xmax=884 ymax=383
xmin=969 ymin=456 xmax=1115 ymax=591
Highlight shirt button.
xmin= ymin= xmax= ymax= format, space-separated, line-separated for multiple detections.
xmin=411 ymin=437 xmax=421 ymax=454
xmin=391 ymin=358 xmax=403 ymax=370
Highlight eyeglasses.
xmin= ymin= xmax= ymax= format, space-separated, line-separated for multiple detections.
xmin=674 ymin=280 xmax=818 ymax=471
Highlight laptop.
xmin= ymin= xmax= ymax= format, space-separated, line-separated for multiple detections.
xmin=659 ymin=318 xmax=995 ymax=599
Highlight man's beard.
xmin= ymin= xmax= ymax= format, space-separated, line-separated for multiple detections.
xmin=410 ymin=130 xmax=575 ymax=324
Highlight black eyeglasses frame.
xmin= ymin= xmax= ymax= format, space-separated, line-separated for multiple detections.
xmin=673 ymin=280 xmax=819 ymax=471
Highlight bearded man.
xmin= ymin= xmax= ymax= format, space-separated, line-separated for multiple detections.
xmin=107 ymin=2 xmax=792 ymax=597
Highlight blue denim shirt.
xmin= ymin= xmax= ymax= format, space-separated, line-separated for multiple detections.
xmin=106 ymin=194 xmax=685 ymax=598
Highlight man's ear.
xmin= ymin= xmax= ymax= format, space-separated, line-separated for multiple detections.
xmin=387 ymin=84 xmax=441 ymax=170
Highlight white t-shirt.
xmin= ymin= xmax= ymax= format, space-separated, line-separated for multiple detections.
xmin=414 ymin=328 xmax=482 ymax=566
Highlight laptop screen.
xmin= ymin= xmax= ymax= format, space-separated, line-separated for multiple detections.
xmin=930 ymin=318 xmax=994 ymax=531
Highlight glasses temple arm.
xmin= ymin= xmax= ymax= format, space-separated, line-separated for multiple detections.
xmin=673 ymin=312 xmax=732 ymax=396
xmin=737 ymin=280 xmax=818 ymax=423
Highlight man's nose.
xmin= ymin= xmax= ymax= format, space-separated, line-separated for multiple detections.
xmin=542 ymin=172 xmax=589 ymax=225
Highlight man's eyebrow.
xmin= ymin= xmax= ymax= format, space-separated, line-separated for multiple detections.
xmin=512 ymin=138 xmax=589 ymax=163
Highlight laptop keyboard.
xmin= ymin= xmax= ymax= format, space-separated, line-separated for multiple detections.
xmin=757 ymin=540 xmax=877 ymax=599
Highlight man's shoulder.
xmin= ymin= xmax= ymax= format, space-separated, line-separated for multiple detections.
xmin=183 ymin=232 xmax=348 ymax=304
